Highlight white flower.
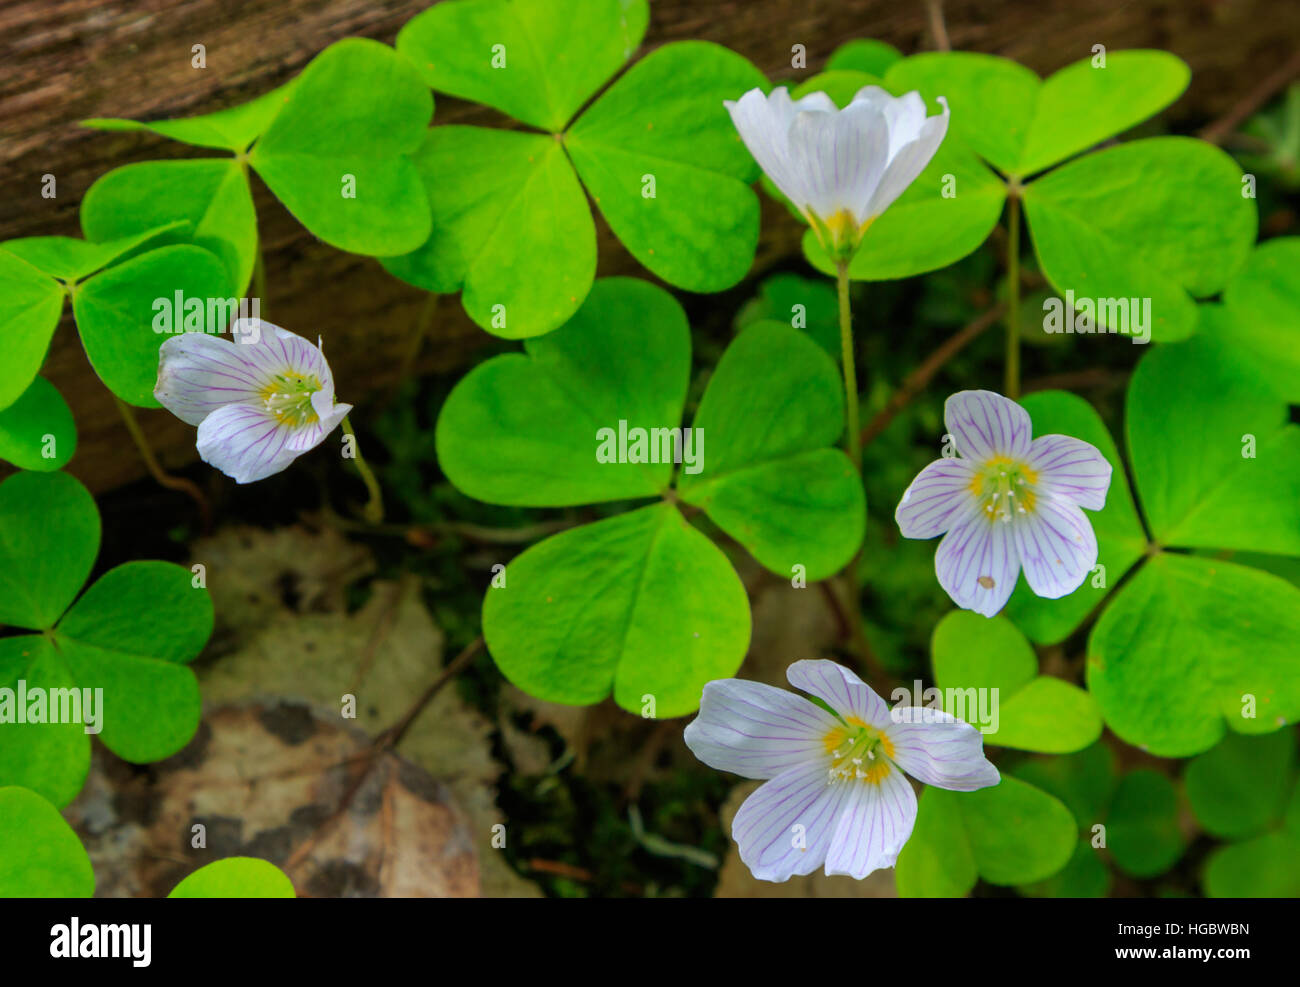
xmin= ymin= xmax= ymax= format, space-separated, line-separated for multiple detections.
xmin=154 ymin=320 xmax=351 ymax=484
xmin=896 ymin=390 xmax=1113 ymax=617
xmin=684 ymin=659 xmax=999 ymax=882
xmin=725 ymin=85 xmax=949 ymax=257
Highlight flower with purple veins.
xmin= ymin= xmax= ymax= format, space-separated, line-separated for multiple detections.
xmin=684 ymin=659 xmax=999 ymax=882
xmin=154 ymin=319 xmax=351 ymax=484
xmin=895 ymin=389 xmax=1113 ymax=617
xmin=725 ymin=85 xmax=949 ymax=259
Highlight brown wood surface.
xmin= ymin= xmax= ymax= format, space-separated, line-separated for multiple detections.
xmin=1 ymin=0 xmax=1295 ymax=494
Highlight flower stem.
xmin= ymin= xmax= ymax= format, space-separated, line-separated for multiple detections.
xmin=113 ymin=396 xmax=211 ymax=531
xmin=835 ymin=259 xmax=861 ymax=471
xmin=1004 ymin=194 xmax=1022 ymax=398
xmin=341 ymin=416 xmax=383 ymax=524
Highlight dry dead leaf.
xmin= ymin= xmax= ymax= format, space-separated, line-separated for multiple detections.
xmin=67 ymin=703 xmax=478 ymax=897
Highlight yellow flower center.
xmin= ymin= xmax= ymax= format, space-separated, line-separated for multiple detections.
xmin=261 ymin=371 xmax=322 ymax=427
xmin=969 ymin=456 xmax=1039 ymax=524
xmin=809 ymin=208 xmax=874 ymax=259
xmin=823 ymin=717 xmax=895 ymax=785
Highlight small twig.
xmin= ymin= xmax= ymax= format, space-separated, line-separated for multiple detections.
xmin=819 ymin=573 xmax=895 ymax=692
xmin=1199 ymin=49 xmax=1300 ymax=145
xmin=379 ymin=636 xmax=485 ymax=750
xmin=283 ymin=635 xmax=486 ymax=873
xmin=1023 ymin=367 xmax=1129 ymax=394
xmin=113 ymin=396 xmax=212 ymax=531
xmin=859 ymin=303 xmax=1006 ymax=446
xmin=924 ymin=0 xmax=952 ymax=52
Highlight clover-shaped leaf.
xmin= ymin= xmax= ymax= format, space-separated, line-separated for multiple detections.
xmin=82 ymin=159 xmax=258 ymax=295
xmin=1023 ymin=138 xmax=1256 ymax=341
xmin=482 ymin=503 xmax=750 ymax=716
xmin=437 ymin=278 xmax=862 ymax=714
xmin=1013 ymin=741 xmax=1119 ymax=827
xmin=734 ymin=273 xmax=840 ymax=360
xmin=436 ymin=277 xmax=688 ymax=504
xmin=0 ymin=232 xmax=232 ymax=410
xmin=0 ymin=377 xmax=75 ymax=471
xmin=678 ymin=321 xmax=863 ymax=580
xmin=1012 ymin=744 xmax=1183 ymax=888
xmin=392 ymin=0 xmax=764 ymax=337
xmin=1128 ymin=335 xmax=1300 ymax=555
xmin=1017 ymin=839 xmax=1111 ymax=898
xmin=565 ymin=41 xmax=763 ymax=292
xmin=886 ymin=50 xmax=1189 ymax=178
xmin=930 ymin=611 xmax=1101 ymax=753
xmin=895 ymin=775 xmax=1076 ymax=897
xmin=169 ymin=857 xmax=296 ymax=898
xmin=1003 ymin=390 xmax=1145 ymax=644
xmin=249 ymin=39 xmax=432 ymax=254
xmin=398 ymin=0 xmax=648 ymax=132
xmin=877 ymin=50 xmax=1251 ymax=337
xmin=0 ymin=250 xmax=66 ymax=412
xmin=1089 ymin=553 xmax=1300 ymax=757
xmin=1199 ymin=237 xmax=1300 ymax=402
xmin=0 ymin=471 xmax=213 ymax=808
xmin=84 ymin=39 xmax=432 ymax=260
xmin=85 ymin=84 xmax=293 ymax=153
xmin=73 ymin=245 xmax=235 ymax=406
xmin=382 ymin=126 xmax=596 ymax=338
xmin=1203 ymin=770 xmax=1300 ymax=897
xmin=1105 ymin=769 xmax=1186 ymax=878
xmin=0 ymin=787 xmax=93 ymax=897
xmin=1184 ymin=729 xmax=1296 ymax=839
xmin=825 ymin=39 xmax=902 ymax=77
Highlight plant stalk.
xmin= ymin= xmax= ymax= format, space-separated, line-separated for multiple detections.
xmin=835 ymin=259 xmax=861 ymax=471
xmin=1004 ymin=194 xmax=1022 ymax=398
xmin=341 ymin=416 xmax=383 ymax=524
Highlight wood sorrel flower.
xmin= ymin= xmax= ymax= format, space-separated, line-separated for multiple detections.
xmin=154 ymin=319 xmax=351 ymax=484
xmin=896 ymin=390 xmax=1113 ymax=617
xmin=685 ymin=659 xmax=998 ymax=881
xmin=725 ymin=85 xmax=949 ymax=259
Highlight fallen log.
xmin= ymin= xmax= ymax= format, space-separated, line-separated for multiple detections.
xmin=0 ymin=0 xmax=1293 ymax=493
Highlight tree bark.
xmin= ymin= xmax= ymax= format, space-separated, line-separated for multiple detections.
xmin=0 ymin=0 xmax=1293 ymax=493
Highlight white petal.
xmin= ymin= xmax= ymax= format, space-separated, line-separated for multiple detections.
xmin=787 ymin=97 xmax=890 ymax=223
xmin=1013 ymin=493 xmax=1099 ymax=599
xmin=880 ymin=90 xmax=929 ymax=158
xmin=154 ymin=331 xmax=274 ymax=426
xmin=725 ymin=87 xmax=811 ymax=216
xmin=934 ymin=500 xmax=1021 ymax=616
xmin=732 ymin=761 xmax=853 ymax=882
xmin=683 ymin=678 xmax=840 ymax=780
xmin=885 ymin=711 xmax=1001 ymax=791
xmin=786 ymin=659 xmax=891 ymax=727
xmin=945 ymin=389 xmax=1033 ymax=461
xmin=823 ymin=765 xmax=917 ymax=878
xmin=865 ymin=96 xmax=949 ymax=220
xmin=1027 ymin=433 xmax=1112 ymax=511
xmin=896 ymin=456 xmax=977 ymax=538
xmin=195 ymin=402 xmax=301 ymax=484
xmin=290 ymin=399 xmax=351 ymax=453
